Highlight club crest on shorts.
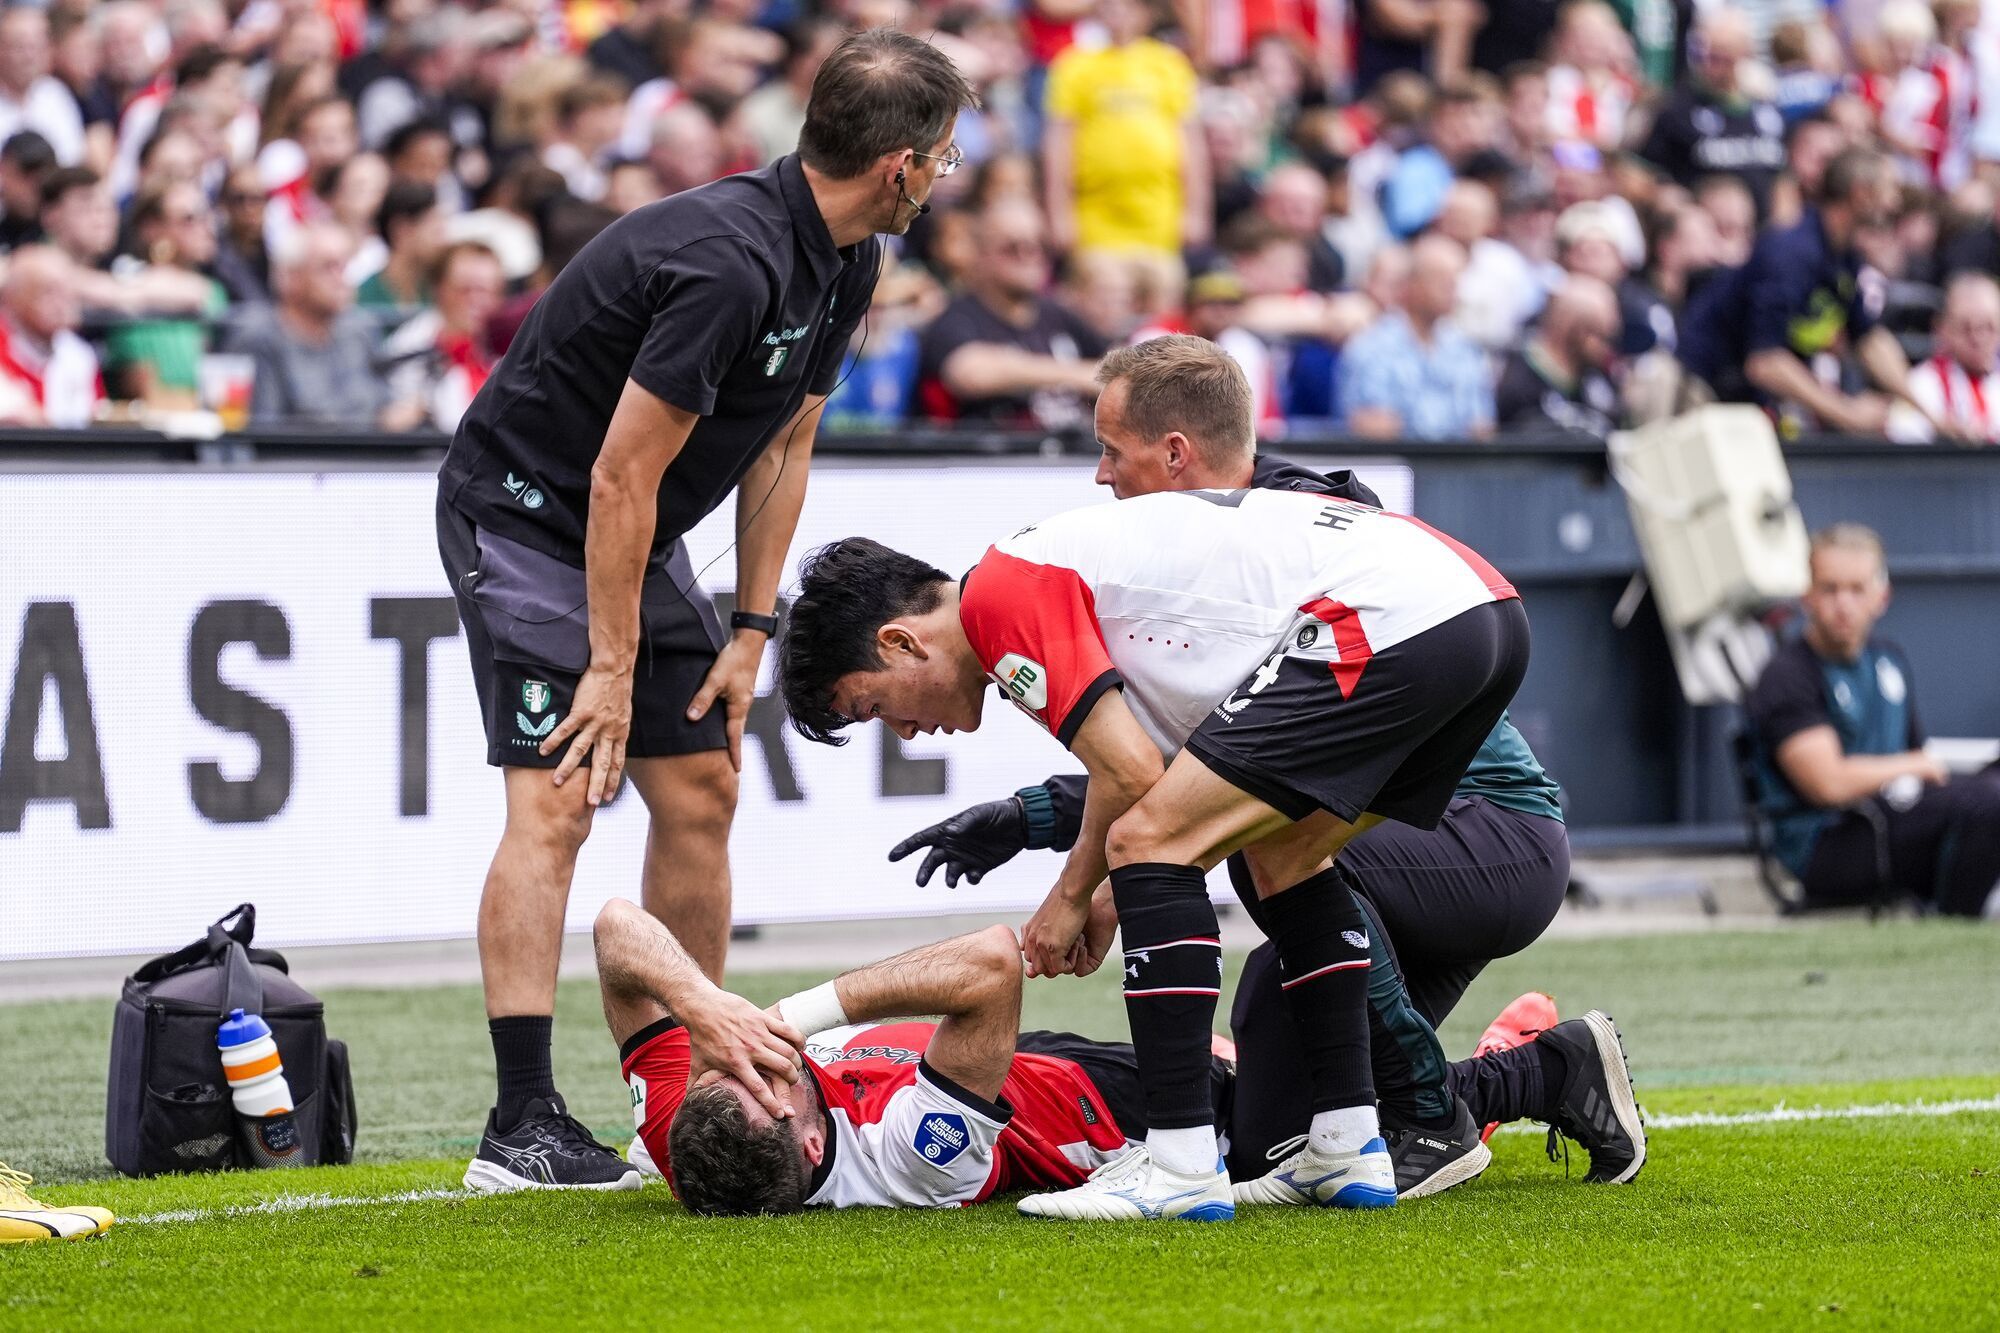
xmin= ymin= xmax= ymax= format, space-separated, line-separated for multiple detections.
xmin=521 ymin=679 xmax=552 ymax=714
xmin=994 ymin=653 xmax=1048 ymax=711
xmin=913 ymin=1112 xmax=970 ymax=1166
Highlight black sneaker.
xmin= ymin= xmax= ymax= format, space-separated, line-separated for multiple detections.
xmin=1538 ymin=1011 xmax=1647 ymax=1184
xmin=1382 ymin=1096 xmax=1493 ymax=1199
xmin=463 ymin=1095 xmax=643 ymax=1194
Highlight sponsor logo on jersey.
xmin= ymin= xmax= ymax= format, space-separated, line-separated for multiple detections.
xmin=1296 ymin=624 xmax=1319 ymax=650
xmin=502 ymin=473 xmax=545 ymax=509
xmin=994 ymin=653 xmax=1049 ymax=711
xmin=629 ymin=1074 xmax=646 ymax=1127
xmin=913 ymin=1112 xmax=971 ymax=1166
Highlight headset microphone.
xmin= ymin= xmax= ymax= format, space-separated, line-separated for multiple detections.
xmin=894 ymin=169 xmax=931 ymax=217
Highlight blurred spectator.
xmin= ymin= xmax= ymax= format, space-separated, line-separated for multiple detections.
xmin=1678 ymin=147 xmax=1944 ymax=437
xmin=916 ymin=197 xmax=1106 ymax=429
xmin=382 ymin=118 xmax=459 ymax=212
xmin=355 ymin=9 xmax=478 ymax=155
xmin=485 ymin=198 xmax=615 ymax=356
xmin=739 ymin=20 xmax=843 ymax=166
xmin=110 ymin=44 xmax=252 ymax=202
xmin=645 ymin=102 xmax=723 ymax=199
xmin=1557 ymin=199 xmax=1671 ymax=355
xmin=1493 ymin=273 xmax=1623 ymax=435
xmin=1770 ymin=18 xmax=1842 ymax=126
xmin=588 ymin=0 xmax=679 ymax=89
xmin=1256 ymin=162 xmax=1344 ymax=293
xmin=321 ymin=152 xmax=390 ymax=284
xmin=1043 ymin=0 xmax=1207 ymax=306
xmin=38 ymin=166 xmax=116 ymax=269
xmin=46 ymin=9 xmax=112 ymax=174
xmin=0 ymin=8 xmax=84 ymax=166
xmin=1449 ymin=177 xmax=1544 ymax=349
xmin=0 ymin=129 xmax=54 ymax=249
xmin=211 ymin=163 xmax=269 ymax=302
xmin=1339 ymin=232 xmax=1493 ymax=438
xmin=1695 ymin=173 xmax=1757 ymax=266
xmin=1746 ymin=522 xmax=2000 ymax=917
xmin=1545 ymin=1 xmax=1638 ymax=152
xmin=357 ymin=180 xmax=443 ymax=309
xmin=603 ymin=158 xmax=663 ymax=214
xmin=104 ymin=179 xmax=226 ymax=408
xmin=41 ymin=165 xmax=212 ymax=320
xmin=1058 ymin=250 xmax=1140 ymax=346
xmin=225 ymin=221 xmax=400 ymax=428
xmin=1381 ymin=82 xmax=1501 ymax=238
xmin=542 ymin=76 xmax=626 ymax=203
xmin=380 ymin=240 xmax=504 ymax=433
xmin=1135 ymin=269 xmax=1282 ymax=434
xmin=0 ymin=244 xmax=99 ymax=426
xmin=1893 ymin=271 xmax=2000 ymax=442
xmin=1350 ymin=0 xmax=1484 ymax=95
xmin=1879 ymin=0 xmax=1980 ymax=190
xmin=265 ymin=95 xmax=357 ymax=253
xmin=1639 ymin=8 xmax=1786 ymax=214
xmin=1771 ymin=112 xmax=1851 ymax=226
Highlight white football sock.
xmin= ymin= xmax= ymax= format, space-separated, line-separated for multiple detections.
xmin=1148 ymin=1125 xmax=1218 ymax=1176
xmin=1309 ymin=1105 xmax=1380 ymax=1156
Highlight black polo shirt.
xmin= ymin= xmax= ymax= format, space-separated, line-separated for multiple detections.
xmin=1638 ymin=88 xmax=1787 ymax=216
xmin=440 ymin=154 xmax=882 ymax=566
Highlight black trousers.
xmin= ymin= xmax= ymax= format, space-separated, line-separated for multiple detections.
xmin=1803 ymin=768 xmax=2000 ymax=917
xmin=1226 ymin=798 xmax=1571 ymax=1174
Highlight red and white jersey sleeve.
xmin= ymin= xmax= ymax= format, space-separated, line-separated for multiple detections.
xmin=958 ymin=543 xmax=1124 ymax=746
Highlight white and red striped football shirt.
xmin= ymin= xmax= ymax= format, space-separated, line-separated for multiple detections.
xmin=958 ymin=489 xmax=1517 ymax=755
xmin=1905 ymin=354 xmax=2000 ymax=442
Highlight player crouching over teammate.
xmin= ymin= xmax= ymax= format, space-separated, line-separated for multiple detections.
xmin=778 ymin=418 xmax=1542 ymax=1220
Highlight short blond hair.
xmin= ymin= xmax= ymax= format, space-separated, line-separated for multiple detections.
xmin=1810 ymin=522 xmax=1886 ymax=579
xmin=1097 ymin=334 xmax=1254 ymax=467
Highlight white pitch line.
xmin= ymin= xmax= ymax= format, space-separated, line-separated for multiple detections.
xmin=1495 ymin=1094 xmax=2000 ymax=1134
xmin=124 ymin=1187 xmax=466 ymax=1226
xmin=110 ymin=1097 xmax=2000 ymax=1227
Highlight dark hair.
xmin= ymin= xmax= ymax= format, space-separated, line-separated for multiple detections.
xmin=0 ymin=130 xmax=55 ymax=175
xmin=38 ymin=165 xmax=98 ymax=211
xmin=1820 ymin=146 xmax=1889 ymax=207
xmin=384 ymin=116 xmax=452 ymax=164
xmin=174 ymin=43 xmax=236 ymax=87
xmin=668 ymin=1086 xmax=811 ymax=1216
xmin=377 ymin=180 xmax=438 ymax=241
xmin=796 ymin=28 xmax=978 ymax=180
xmin=779 ymin=538 xmax=950 ymax=745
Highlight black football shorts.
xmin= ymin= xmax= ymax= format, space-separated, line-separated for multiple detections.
xmin=1185 ymin=598 xmax=1530 ymax=829
xmin=436 ymin=495 xmax=728 ymax=768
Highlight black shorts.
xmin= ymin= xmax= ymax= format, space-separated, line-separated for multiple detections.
xmin=436 ymin=495 xmax=727 ymax=768
xmin=1015 ymin=1030 xmax=1234 ymax=1138
xmin=1185 ymin=598 xmax=1530 ymax=829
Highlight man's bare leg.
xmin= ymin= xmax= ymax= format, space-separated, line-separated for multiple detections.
xmin=626 ymin=751 xmax=740 ymax=983
xmin=481 ymin=766 xmax=596 ymax=1019
xmin=464 ymin=765 xmax=639 ymax=1194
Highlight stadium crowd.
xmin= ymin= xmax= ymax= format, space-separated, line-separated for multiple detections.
xmin=1 ymin=0 xmax=2000 ymax=440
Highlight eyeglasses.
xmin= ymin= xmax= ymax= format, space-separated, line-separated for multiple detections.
xmin=910 ymin=144 xmax=963 ymax=177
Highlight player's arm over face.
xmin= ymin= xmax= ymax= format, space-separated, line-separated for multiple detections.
xmin=593 ymin=898 xmax=803 ymax=1116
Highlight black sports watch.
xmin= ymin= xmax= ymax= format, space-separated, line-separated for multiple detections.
xmin=730 ymin=610 xmax=779 ymax=637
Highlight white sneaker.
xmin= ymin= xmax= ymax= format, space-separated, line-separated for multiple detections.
xmin=627 ymin=1134 xmax=662 ymax=1181
xmin=1233 ymin=1134 xmax=1398 ymax=1209
xmin=1018 ymin=1146 xmax=1234 ymax=1222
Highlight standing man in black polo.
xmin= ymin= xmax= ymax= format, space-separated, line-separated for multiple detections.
xmin=436 ymin=28 xmax=976 ymax=1194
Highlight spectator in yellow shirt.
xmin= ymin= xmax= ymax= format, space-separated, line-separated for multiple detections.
xmin=1043 ymin=0 xmax=1210 ymax=317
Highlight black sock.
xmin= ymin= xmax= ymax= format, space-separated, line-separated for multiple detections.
xmin=1262 ymin=866 xmax=1375 ymax=1113
xmin=1109 ymin=862 xmax=1223 ymax=1131
xmin=490 ymin=1015 xmax=556 ymax=1129
xmin=1534 ymin=1038 xmax=1570 ymax=1121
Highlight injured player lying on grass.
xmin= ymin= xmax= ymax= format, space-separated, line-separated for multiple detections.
xmin=590 ymin=898 xmax=1644 ymax=1217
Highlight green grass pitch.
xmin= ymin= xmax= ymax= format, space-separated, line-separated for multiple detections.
xmin=5 ymin=921 xmax=1998 ymax=1330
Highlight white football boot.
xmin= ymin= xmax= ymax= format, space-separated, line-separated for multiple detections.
xmin=1232 ymin=1134 xmax=1398 ymax=1209
xmin=1018 ymin=1145 xmax=1234 ymax=1222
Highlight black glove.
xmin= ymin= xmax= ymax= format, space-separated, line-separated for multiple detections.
xmin=889 ymin=797 xmax=1030 ymax=887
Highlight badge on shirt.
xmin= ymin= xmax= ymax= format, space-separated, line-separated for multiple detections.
xmin=913 ymin=1112 xmax=970 ymax=1167
xmin=994 ymin=653 xmax=1048 ymax=711
xmin=763 ymin=346 xmax=791 ymax=377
